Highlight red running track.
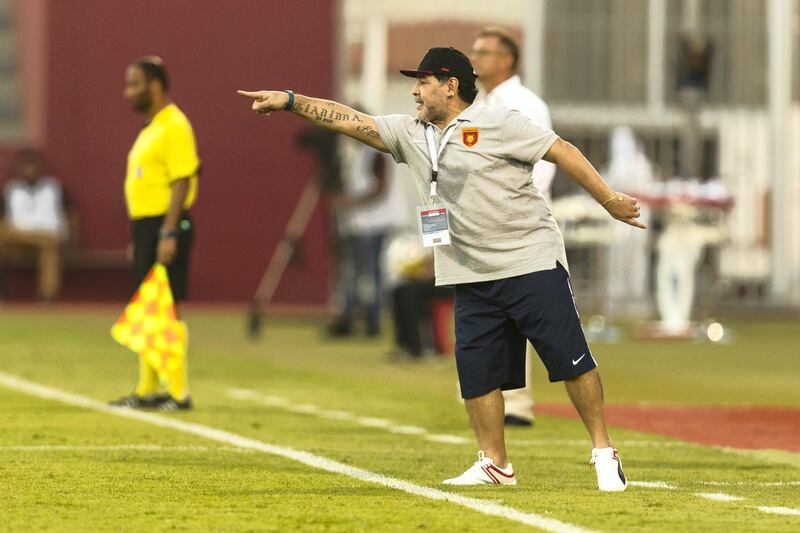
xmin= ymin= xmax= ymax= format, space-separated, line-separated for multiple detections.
xmin=537 ymin=404 xmax=800 ymax=452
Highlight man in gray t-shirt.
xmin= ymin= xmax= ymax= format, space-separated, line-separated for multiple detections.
xmin=375 ymin=104 xmax=566 ymax=286
xmin=239 ymin=47 xmax=644 ymax=492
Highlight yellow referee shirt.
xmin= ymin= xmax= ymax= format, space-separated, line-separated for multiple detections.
xmin=125 ymin=103 xmax=200 ymax=219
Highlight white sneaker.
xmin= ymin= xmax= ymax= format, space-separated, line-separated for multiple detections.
xmin=443 ymin=451 xmax=517 ymax=486
xmin=590 ymin=447 xmax=627 ymax=492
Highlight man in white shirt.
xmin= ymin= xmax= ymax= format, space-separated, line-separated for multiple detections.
xmin=472 ymin=27 xmax=556 ymax=203
xmin=0 ymin=149 xmax=70 ymax=300
xmin=471 ymin=27 xmax=555 ymax=427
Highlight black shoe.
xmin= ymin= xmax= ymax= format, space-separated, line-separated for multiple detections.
xmin=109 ymin=394 xmax=166 ymax=409
xmin=504 ymin=414 xmax=534 ymax=427
xmin=158 ymin=396 xmax=193 ymax=411
xmin=326 ymin=319 xmax=352 ymax=338
xmin=386 ymin=347 xmax=424 ymax=363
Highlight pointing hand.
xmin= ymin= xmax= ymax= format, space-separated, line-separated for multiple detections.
xmin=237 ymin=90 xmax=290 ymax=116
xmin=602 ymin=192 xmax=646 ymax=229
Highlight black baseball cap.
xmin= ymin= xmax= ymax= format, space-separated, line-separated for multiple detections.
xmin=400 ymin=47 xmax=478 ymax=81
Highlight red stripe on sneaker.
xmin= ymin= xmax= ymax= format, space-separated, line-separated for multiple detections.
xmin=488 ymin=464 xmax=515 ymax=479
xmin=482 ymin=465 xmax=500 ymax=484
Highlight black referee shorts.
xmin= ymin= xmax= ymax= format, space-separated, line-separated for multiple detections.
xmin=453 ymin=262 xmax=596 ymax=399
xmin=131 ymin=214 xmax=194 ymax=302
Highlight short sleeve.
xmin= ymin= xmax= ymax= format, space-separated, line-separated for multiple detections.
xmin=375 ymin=114 xmax=414 ymax=165
xmin=164 ymin=119 xmax=200 ymax=181
xmin=500 ymin=109 xmax=558 ymax=164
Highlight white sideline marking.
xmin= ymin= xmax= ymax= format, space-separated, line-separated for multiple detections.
xmin=291 ymin=404 xmax=322 ymax=415
xmin=695 ymin=492 xmax=744 ymax=502
xmin=320 ymin=410 xmax=356 ymax=421
xmin=427 ymin=434 xmax=470 ymax=445
xmin=0 ymin=373 xmax=595 ymax=533
xmin=227 ymin=388 xmax=471 ymax=446
xmin=629 ymin=481 xmax=676 ymax=490
xmin=389 ymin=425 xmax=427 ymax=435
xmin=1 ymin=444 xmax=249 ymax=453
xmin=356 ymin=416 xmax=393 ymax=428
xmin=699 ymin=480 xmax=800 ymax=487
xmin=756 ymin=506 xmax=800 ymax=516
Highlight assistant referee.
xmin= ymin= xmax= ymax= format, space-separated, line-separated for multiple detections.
xmin=111 ymin=56 xmax=199 ymax=411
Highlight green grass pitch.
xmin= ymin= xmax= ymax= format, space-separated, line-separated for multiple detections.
xmin=0 ymin=308 xmax=798 ymax=532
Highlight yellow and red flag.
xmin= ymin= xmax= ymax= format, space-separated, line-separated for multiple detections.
xmin=111 ymin=264 xmax=185 ymax=380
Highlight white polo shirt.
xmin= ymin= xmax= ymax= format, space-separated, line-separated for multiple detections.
xmin=481 ymin=75 xmax=557 ymax=201
xmin=341 ymin=145 xmax=405 ymax=236
xmin=3 ymin=177 xmax=67 ymax=238
xmin=375 ymin=102 xmax=568 ymax=286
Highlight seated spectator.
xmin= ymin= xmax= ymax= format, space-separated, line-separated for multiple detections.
xmin=385 ymin=233 xmax=453 ymax=359
xmin=0 ymin=149 xmax=72 ymax=301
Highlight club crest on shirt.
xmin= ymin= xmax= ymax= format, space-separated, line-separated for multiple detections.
xmin=462 ymin=127 xmax=479 ymax=148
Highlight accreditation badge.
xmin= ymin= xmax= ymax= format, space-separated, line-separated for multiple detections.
xmin=416 ymin=204 xmax=451 ymax=247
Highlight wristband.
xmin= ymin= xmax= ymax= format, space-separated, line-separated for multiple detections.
xmin=283 ymin=90 xmax=295 ymax=111
xmin=159 ymin=229 xmax=178 ymax=239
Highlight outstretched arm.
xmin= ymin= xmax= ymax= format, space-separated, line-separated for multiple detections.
xmin=237 ymin=90 xmax=388 ymax=153
xmin=543 ymin=138 xmax=646 ymax=229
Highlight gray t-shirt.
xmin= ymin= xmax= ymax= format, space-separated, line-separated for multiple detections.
xmin=375 ymin=102 xmax=568 ymax=286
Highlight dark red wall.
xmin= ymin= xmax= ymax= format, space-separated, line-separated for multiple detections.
xmin=43 ymin=0 xmax=336 ymax=303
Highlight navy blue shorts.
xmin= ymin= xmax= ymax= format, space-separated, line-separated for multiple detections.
xmin=454 ymin=263 xmax=596 ymax=399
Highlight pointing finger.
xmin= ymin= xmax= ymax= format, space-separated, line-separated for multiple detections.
xmin=237 ymin=90 xmax=262 ymax=99
xmin=626 ymin=218 xmax=647 ymax=229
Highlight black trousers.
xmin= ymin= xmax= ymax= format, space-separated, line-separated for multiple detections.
xmin=131 ymin=214 xmax=194 ymax=302
xmin=391 ymin=280 xmax=451 ymax=357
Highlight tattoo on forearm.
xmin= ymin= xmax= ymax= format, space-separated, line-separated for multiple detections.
xmin=291 ymin=97 xmax=382 ymax=147
xmin=356 ymin=125 xmax=380 ymax=139
xmin=294 ymin=102 xmax=365 ymax=126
